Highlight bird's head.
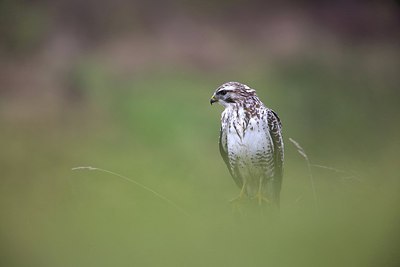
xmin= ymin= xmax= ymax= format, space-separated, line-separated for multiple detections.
xmin=210 ymin=81 xmax=257 ymax=107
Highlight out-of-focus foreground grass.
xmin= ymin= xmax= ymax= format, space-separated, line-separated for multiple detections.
xmin=1 ymin=63 xmax=399 ymax=267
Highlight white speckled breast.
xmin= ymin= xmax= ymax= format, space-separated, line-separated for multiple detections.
xmin=222 ymin=106 xmax=274 ymax=196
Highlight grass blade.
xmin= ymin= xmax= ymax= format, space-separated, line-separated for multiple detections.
xmin=72 ymin=166 xmax=189 ymax=217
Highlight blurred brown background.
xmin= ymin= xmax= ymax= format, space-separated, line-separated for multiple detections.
xmin=1 ymin=1 xmax=399 ymax=116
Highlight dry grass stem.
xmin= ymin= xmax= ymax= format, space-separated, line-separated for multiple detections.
xmin=72 ymin=166 xmax=189 ymax=217
xmin=289 ymin=138 xmax=318 ymax=211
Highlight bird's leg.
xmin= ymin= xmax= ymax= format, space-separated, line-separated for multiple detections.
xmin=230 ymin=180 xmax=247 ymax=203
xmin=230 ymin=180 xmax=247 ymax=216
xmin=255 ymin=177 xmax=270 ymax=205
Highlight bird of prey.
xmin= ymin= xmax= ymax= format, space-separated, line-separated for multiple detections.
xmin=210 ymin=82 xmax=284 ymax=207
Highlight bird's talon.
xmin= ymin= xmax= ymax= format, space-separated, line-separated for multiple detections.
xmin=229 ymin=194 xmax=245 ymax=203
xmin=253 ymin=194 xmax=270 ymax=205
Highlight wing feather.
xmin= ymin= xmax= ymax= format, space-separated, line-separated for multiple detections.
xmin=267 ymin=109 xmax=284 ymax=204
xmin=219 ymin=127 xmax=243 ymax=188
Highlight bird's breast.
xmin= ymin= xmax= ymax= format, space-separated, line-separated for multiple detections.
xmin=226 ymin=117 xmax=273 ymax=165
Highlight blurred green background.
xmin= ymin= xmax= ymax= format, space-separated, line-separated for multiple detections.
xmin=1 ymin=1 xmax=400 ymax=266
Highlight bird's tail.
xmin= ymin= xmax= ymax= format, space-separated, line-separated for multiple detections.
xmin=265 ymin=178 xmax=281 ymax=208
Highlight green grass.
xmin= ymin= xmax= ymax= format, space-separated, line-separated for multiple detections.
xmin=0 ymin=68 xmax=399 ymax=267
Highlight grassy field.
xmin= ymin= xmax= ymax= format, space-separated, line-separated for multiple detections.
xmin=1 ymin=63 xmax=399 ymax=267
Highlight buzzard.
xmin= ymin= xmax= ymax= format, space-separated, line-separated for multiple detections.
xmin=210 ymin=82 xmax=284 ymax=207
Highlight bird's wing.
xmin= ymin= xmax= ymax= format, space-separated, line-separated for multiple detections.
xmin=267 ymin=109 xmax=284 ymax=202
xmin=219 ymin=126 xmax=243 ymax=188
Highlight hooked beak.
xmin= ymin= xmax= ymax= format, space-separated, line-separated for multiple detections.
xmin=210 ymin=95 xmax=218 ymax=105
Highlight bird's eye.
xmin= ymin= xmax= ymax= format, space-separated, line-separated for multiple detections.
xmin=217 ymin=90 xmax=228 ymax=96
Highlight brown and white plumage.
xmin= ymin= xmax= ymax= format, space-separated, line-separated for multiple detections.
xmin=210 ymin=82 xmax=284 ymax=206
